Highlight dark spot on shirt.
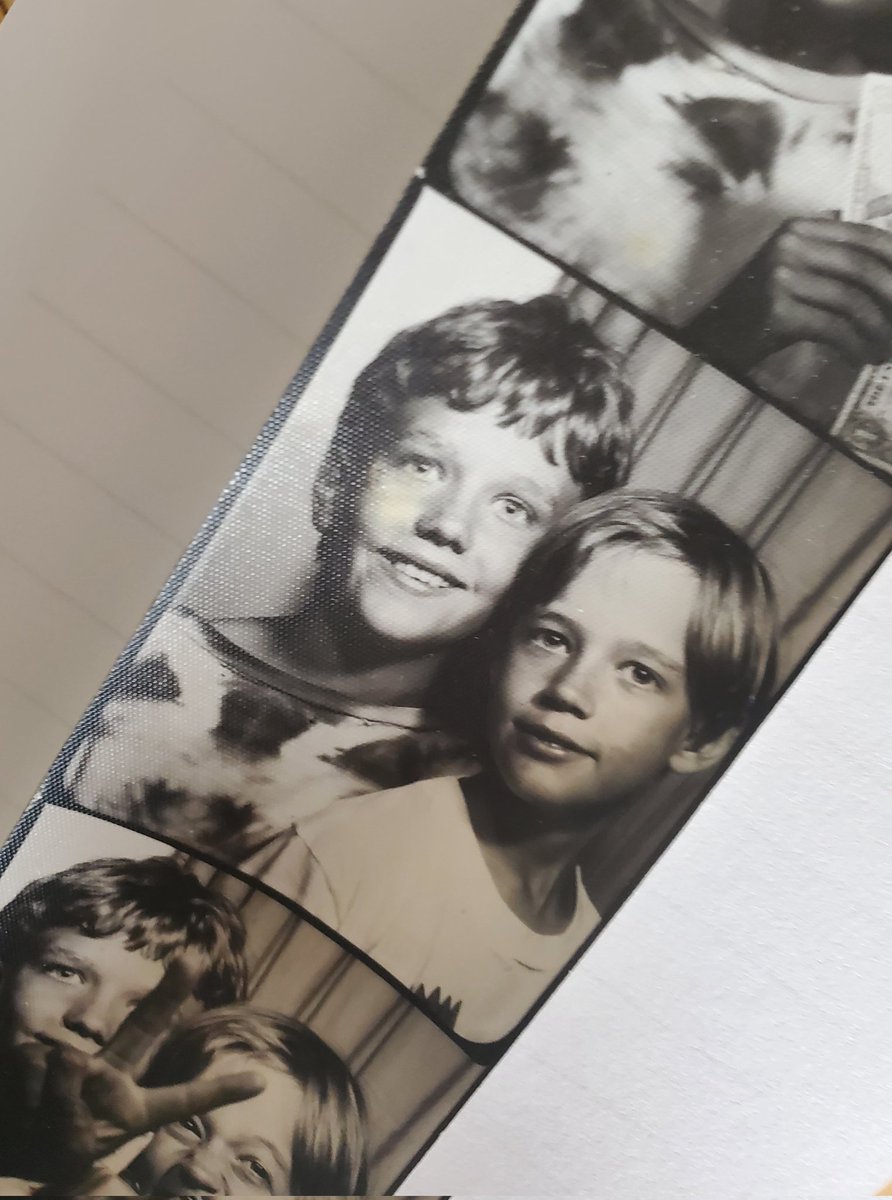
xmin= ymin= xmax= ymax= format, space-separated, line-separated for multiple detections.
xmin=324 ymin=732 xmax=476 ymax=791
xmin=670 ymin=96 xmax=782 ymax=188
xmin=468 ymin=96 xmax=572 ymax=221
xmin=117 ymin=654 xmax=182 ymax=703
xmin=413 ymin=983 xmax=462 ymax=1030
xmin=558 ymin=0 xmax=679 ymax=80
xmin=212 ymin=684 xmax=315 ymax=762
xmin=138 ymin=779 xmax=269 ymax=863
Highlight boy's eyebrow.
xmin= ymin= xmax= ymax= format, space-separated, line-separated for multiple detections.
xmin=506 ymin=474 xmax=568 ymax=507
xmin=397 ymin=428 xmax=446 ymax=447
xmin=531 ymin=606 xmax=577 ymax=628
xmin=37 ymin=939 xmax=87 ymax=966
xmin=624 ymin=640 xmax=685 ymax=677
xmin=237 ymin=1135 xmax=289 ymax=1174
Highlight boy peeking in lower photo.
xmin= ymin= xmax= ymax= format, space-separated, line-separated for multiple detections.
xmin=0 ymin=854 xmax=249 ymax=1183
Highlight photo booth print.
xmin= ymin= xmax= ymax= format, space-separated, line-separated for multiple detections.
xmin=0 ymin=805 xmax=480 ymax=1194
xmin=36 ymin=188 xmax=892 ymax=1050
xmin=435 ymin=0 xmax=892 ymax=471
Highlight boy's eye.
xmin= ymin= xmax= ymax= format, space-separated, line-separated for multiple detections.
xmin=493 ymin=495 xmax=535 ymax=527
xmin=242 ymin=1157 xmax=274 ymax=1189
xmin=527 ymin=625 xmax=571 ymax=656
xmin=175 ymin=1115 xmax=204 ymax=1142
xmin=40 ymin=960 xmax=84 ymax=984
xmin=398 ymin=452 xmax=442 ymax=481
xmin=622 ymin=661 xmax=664 ymax=690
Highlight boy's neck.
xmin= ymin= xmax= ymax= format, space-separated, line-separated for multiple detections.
xmin=269 ymin=586 xmax=446 ymax=708
xmin=462 ymin=773 xmax=606 ymax=936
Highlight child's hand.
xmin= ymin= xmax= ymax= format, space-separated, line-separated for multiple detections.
xmin=16 ymin=958 xmax=264 ymax=1194
xmin=752 ymin=217 xmax=892 ymax=366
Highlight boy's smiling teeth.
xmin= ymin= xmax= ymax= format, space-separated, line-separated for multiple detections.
xmin=381 ymin=550 xmax=464 ymax=591
xmin=396 ymin=560 xmax=450 ymax=589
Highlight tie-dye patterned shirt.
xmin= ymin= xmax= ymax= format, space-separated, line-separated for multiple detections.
xmin=64 ymin=608 xmax=476 ymax=866
xmin=451 ymin=0 xmax=859 ymax=327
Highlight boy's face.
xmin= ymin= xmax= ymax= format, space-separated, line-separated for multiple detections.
xmin=6 ymin=928 xmax=166 ymax=1054
xmin=133 ymin=1052 xmax=299 ymax=1196
xmin=491 ymin=547 xmax=700 ymax=815
xmin=337 ymin=395 xmax=583 ymax=651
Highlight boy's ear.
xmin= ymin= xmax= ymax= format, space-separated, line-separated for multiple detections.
xmin=668 ymin=726 xmax=738 ymax=776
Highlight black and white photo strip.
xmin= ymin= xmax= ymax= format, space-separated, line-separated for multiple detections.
xmin=41 ymin=187 xmax=892 ymax=1057
xmin=0 ymin=803 xmax=479 ymax=1195
xmin=435 ymin=0 xmax=892 ymax=473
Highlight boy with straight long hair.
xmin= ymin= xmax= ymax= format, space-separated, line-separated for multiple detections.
xmin=280 ymin=491 xmax=779 ymax=1043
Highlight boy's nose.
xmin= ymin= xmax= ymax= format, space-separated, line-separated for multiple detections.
xmin=540 ymin=661 xmax=597 ymax=720
xmin=414 ymin=488 xmax=472 ymax=554
xmin=174 ymin=1149 xmax=227 ymax=1195
xmin=63 ymin=988 xmax=123 ymax=1049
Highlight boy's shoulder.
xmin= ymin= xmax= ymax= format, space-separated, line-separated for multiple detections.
xmin=263 ymin=776 xmax=471 ymax=930
xmin=296 ymin=776 xmax=470 ymax=889
xmin=300 ymin=775 xmax=467 ymax=850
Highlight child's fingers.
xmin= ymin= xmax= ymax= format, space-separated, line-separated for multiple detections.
xmin=100 ymin=957 xmax=198 ymax=1075
xmin=91 ymin=1133 xmax=153 ymax=1182
xmin=40 ymin=1046 xmax=91 ymax=1109
xmin=0 ymin=1178 xmax=42 ymax=1195
xmin=14 ymin=1042 xmax=52 ymax=1111
xmin=137 ymin=1070 xmax=266 ymax=1134
xmin=37 ymin=1048 xmax=98 ymax=1177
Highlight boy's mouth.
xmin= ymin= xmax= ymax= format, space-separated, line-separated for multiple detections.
xmin=512 ymin=717 xmax=594 ymax=761
xmin=377 ymin=549 xmax=466 ymax=593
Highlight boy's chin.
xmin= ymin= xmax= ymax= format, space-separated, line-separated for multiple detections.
xmin=357 ymin=602 xmax=478 ymax=655
xmin=506 ymin=778 xmax=626 ymax=827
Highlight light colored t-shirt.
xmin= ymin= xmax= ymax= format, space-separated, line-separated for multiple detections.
xmin=265 ymin=776 xmax=600 ymax=1045
xmin=64 ymin=608 xmax=474 ymax=865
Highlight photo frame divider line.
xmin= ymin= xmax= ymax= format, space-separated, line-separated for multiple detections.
xmin=425 ymin=175 xmax=892 ymax=486
xmin=420 ymin=0 xmax=892 ymax=490
xmin=39 ymin=794 xmax=499 ymax=1064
